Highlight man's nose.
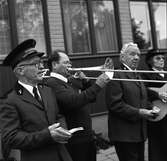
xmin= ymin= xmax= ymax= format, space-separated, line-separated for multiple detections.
xmin=39 ymin=62 xmax=44 ymax=69
xmin=67 ymin=63 xmax=72 ymax=68
xmin=134 ymin=54 xmax=140 ymax=59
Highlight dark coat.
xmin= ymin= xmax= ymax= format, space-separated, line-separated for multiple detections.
xmin=44 ymin=77 xmax=101 ymax=143
xmin=105 ymin=66 xmax=150 ymax=142
xmin=142 ymin=70 xmax=167 ymax=161
xmin=44 ymin=77 xmax=101 ymax=161
xmin=0 ymin=83 xmax=72 ymax=161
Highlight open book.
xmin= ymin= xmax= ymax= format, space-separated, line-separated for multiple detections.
xmin=69 ymin=127 xmax=84 ymax=134
xmin=58 ymin=127 xmax=84 ymax=135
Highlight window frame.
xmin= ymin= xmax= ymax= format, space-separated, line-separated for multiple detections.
xmin=60 ymin=0 xmax=122 ymax=56
xmin=130 ymin=0 xmax=167 ymax=51
xmin=1 ymin=0 xmax=51 ymax=59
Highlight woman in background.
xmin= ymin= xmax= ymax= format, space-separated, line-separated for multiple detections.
xmin=142 ymin=49 xmax=167 ymax=161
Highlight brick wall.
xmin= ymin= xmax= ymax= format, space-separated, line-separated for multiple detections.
xmin=47 ymin=0 xmax=65 ymax=51
xmin=118 ymin=0 xmax=133 ymax=45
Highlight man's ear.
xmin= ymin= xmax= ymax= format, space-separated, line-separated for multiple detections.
xmin=120 ymin=54 xmax=125 ymax=62
xmin=14 ymin=66 xmax=24 ymax=75
xmin=52 ymin=61 xmax=58 ymax=69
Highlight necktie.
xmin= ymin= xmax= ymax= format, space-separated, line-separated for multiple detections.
xmin=135 ymin=73 xmax=147 ymax=105
xmin=33 ymin=87 xmax=43 ymax=105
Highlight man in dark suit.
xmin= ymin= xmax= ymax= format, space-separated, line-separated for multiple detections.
xmin=0 ymin=39 xmax=73 ymax=161
xmin=44 ymin=50 xmax=111 ymax=161
xmin=105 ymin=43 xmax=155 ymax=161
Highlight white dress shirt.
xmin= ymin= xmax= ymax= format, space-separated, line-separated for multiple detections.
xmin=18 ymin=81 xmax=41 ymax=98
xmin=152 ymin=67 xmax=164 ymax=78
xmin=50 ymin=72 xmax=68 ymax=83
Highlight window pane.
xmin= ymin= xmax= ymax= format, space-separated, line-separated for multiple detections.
xmin=15 ymin=0 xmax=46 ymax=53
xmin=92 ymin=0 xmax=118 ymax=52
xmin=130 ymin=1 xmax=152 ymax=49
xmin=0 ymin=0 xmax=11 ymax=57
xmin=62 ymin=0 xmax=91 ymax=54
xmin=153 ymin=2 xmax=167 ymax=49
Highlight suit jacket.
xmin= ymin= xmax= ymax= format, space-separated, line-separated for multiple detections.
xmin=44 ymin=76 xmax=101 ymax=143
xmin=105 ymin=65 xmax=150 ymax=142
xmin=0 ymin=83 xmax=72 ymax=161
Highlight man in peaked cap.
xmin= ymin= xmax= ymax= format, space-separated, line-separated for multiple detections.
xmin=0 ymin=39 xmax=73 ymax=161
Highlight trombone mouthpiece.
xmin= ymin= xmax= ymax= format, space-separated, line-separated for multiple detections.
xmin=68 ymin=68 xmax=75 ymax=71
xmin=41 ymin=69 xmax=50 ymax=78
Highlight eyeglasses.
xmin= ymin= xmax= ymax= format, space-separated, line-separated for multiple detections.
xmin=18 ymin=61 xmax=44 ymax=68
xmin=154 ymin=56 xmax=165 ymax=61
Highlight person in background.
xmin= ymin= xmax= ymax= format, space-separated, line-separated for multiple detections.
xmin=105 ymin=42 xmax=155 ymax=161
xmin=0 ymin=39 xmax=73 ymax=161
xmin=44 ymin=50 xmax=112 ymax=161
xmin=142 ymin=49 xmax=167 ymax=161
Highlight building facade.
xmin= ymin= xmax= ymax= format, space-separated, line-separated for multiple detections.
xmin=0 ymin=0 xmax=166 ymax=160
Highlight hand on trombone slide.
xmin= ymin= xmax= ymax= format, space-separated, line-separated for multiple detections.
xmin=71 ymin=57 xmax=114 ymax=85
xmin=159 ymin=92 xmax=167 ymax=103
xmin=94 ymin=57 xmax=114 ymax=88
xmin=69 ymin=56 xmax=167 ymax=83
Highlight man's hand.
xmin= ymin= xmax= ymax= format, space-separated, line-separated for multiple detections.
xmin=151 ymin=106 xmax=160 ymax=117
xmin=95 ymin=73 xmax=110 ymax=88
xmin=73 ymin=71 xmax=87 ymax=80
xmin=48 ymin=123 xmax=72 ymax=144
xmin=139 ymin=109 xmax=156 ymax=120
xmin=103 ymin=57 xmax=114 ymax=70
xmin=159 ymin=92 xmax=167 ymax=103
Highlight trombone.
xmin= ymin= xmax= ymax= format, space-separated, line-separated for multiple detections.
xmin=69 ymin=67 xmax=167 ymax=74
xmin=68 ymin=67 xmax=167 ymax=83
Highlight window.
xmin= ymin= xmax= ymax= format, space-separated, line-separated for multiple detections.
xmin=62 ymin=0 xmax=91 ymax=54
xmin=152 ymin=1 xmax=167 ymax=49
xmin=130 ymin=0 xmax=167 ymax=50
xmin=61 ymin=0 xmax=119 ymax=55
xmin=130 ymin=1 xmax=152 ymax=49
xmin=15 ymin=0 xmax=46 ymax=52
xmin=0 ymin=0 xmax=11 ymax=56
xmin=92 ymin=1 xmax=118 ymax=52
xmin=0 ymin=0 xmax=49 ymax=59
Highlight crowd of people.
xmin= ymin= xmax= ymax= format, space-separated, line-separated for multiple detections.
xmin=0 ymin=39 xmax=167 ymax=161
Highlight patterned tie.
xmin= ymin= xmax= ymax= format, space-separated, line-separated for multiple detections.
xmin=135 ymin=73 xmax=147 ymax=106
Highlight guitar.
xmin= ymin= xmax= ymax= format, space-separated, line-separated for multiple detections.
xmin=148 ymin=83 xmax=167 ymax=122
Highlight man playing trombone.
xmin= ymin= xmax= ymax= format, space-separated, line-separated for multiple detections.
xmin=105 ymin=42 xmax=156 ymax=161
xmin=44 ymin=50 xmax=111 ymax=161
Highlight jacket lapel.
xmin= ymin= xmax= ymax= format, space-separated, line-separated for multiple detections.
xmin=38 ymin=85 xmax=48 ymax=111
xmin=15 ymin=83 xmax=44 ymax=110
xmin=121 ymin=65 xmax=147 ymax=103
xmin=121 ymin=64 xmax=141 ymax=87
xmin=38 ymin=85 xmax=58 ymax=124
xmin=126 ymin=72 xmax=141 ymax=87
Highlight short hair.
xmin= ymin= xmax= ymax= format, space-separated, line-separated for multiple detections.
xmin=47 ymin=50 xmax=66 ymax=71
xmin=120 ymin=42 xmax=138 ymax=55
